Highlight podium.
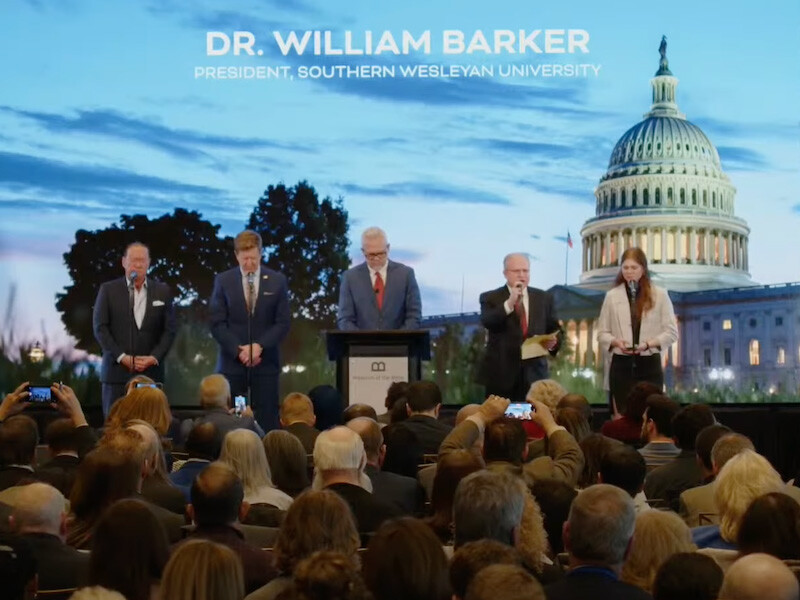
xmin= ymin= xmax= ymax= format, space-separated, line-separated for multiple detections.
xmin=325 ymin=330 xmax=431 ymax=410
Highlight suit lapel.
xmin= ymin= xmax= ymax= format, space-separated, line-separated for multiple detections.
xmin=357 ymin=263 xmax=379 ymax=311
xmin=613 ymin=285 xmax=632 ymax=337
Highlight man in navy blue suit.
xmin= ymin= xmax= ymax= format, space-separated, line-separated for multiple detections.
xmin=337 ymin=227 xmax=422 ymax=330
xmin=210 ymin=230 xmax=290 ymax=431
xmin=93 ymin=242 xmax=176 ymax=417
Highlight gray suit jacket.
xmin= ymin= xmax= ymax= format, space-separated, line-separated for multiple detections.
xmin=337 ymin=260 xmax=421 ymax=330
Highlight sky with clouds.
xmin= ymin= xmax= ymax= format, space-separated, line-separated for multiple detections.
xmin=1 ymin=0 xmax=798 ymax=352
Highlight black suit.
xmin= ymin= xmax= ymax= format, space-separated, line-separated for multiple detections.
xmin=92 ymin=277 xmax=176 ymax=415
xmin=284 ymin=422 xmax=320 ymax=454
xmin=391 ymin=415 xmax=451 ymax=455
xmin=364 ymin=464 xmax=423 ymax=515
xmin=478 ymin=285 xmax=561 ymax=402
xmin=35 ymin=454 xmax=80 ymax=498
xmin=326 ymin=482 xmax=400 ymax=536
xmin=0 ymin=466 xmax=37 ymax=491
xmin=21 ymin=532 xmax=89 ymax=591
xmin=545 ymin=567 xmax=652 ymax=600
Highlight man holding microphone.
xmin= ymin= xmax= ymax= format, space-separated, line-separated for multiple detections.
xmin=477 ymin=253 xmax=561 ymax=403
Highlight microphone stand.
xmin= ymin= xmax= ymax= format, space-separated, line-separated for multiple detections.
xmin=247 ymin=273 xmax=255 ymax=408
xmin=128 ymin=277 xmax=137 ymax=375
xmin=628 ymin=280 xmax=638 ymax=373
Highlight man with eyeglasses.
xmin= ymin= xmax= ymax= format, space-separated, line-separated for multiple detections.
xmin=337 ymin=226 xmax=422 ymax=330
xmin=477 ymin=252 xmax=561 ymax=403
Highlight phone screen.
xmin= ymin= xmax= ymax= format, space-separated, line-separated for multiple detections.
xmin=234 ymin=395 xmax=247 ymax=415
xmin=135 ymin=382 xmax=162 ymax=389
xmin=504 ymin=402 xmax=533 ymax=420
xmin=28 ymin=386 xmax=52 ymax=403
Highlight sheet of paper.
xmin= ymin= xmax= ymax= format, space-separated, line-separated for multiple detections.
xmin=521 ymin=332 xmax=559 ymax=360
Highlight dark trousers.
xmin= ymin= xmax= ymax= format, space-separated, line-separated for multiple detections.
xmin=609 ymin=353 xmax=663 ymax=414
xmin=485 ymin=358 xmax=550 ymax=403
xmin=225 ymin=372 xmax=279 ymax=432
xmin=101 ymin=382 xmax=128 ymax=419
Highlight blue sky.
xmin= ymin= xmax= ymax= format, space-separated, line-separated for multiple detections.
xmin=1 ymin=0 xmax=798 ymax=352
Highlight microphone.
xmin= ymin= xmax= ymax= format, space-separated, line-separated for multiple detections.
xmin=129 ymin=271 xmax=138 ymax=289
xmin=246 ymin=272 xmax=255 ymax=285
xmin=627 ymin=279 xmax=638 ymax=297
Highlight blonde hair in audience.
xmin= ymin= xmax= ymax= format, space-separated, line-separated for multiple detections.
xmin=125 ymin=419 xmax=170 ymax=483
xmin=199 ymin=374 xmax=231 ymax=409
xmin=218 ymin=428 xmax=274 ymax=496
xmin=124 ymin=375 xmax=155 ymax=396
xmin=280 ymin=392 xmax=315 ymax=425
xmin=526 ymin=379 xmax=567 ymax=411
xmin=105 ymin=387 xmax=172 ymax=436
xmin=160 ymin=539 xmax=245 ymax=600
xmin=621 ymin=510 xmax=696 ymax=592
xmin=714 ymin=449 xmax=784 ymax=542
xmin=516 ymin=492 xmax=549 ymax=574
xmin=69 ymin=587 xmax=127 ymax=600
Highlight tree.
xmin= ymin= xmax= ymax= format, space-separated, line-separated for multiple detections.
xmin=56 ymin=209 xmax=232 ymax=354
xmin=246 ymin=181 xmax=350 ymax=326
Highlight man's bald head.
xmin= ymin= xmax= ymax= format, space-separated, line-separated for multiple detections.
xmin=11 ymin=483 xmax=66 ymax=536
xmin=190 ymin=462 xmax=244 ymax=526
xmin=719 ymin=553 xmax=799 ymax=600
xmin=346 ymin=417 xmax=383 ymax=463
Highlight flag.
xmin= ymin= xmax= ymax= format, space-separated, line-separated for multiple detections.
xmin=567 ymin=231 xmax=573 ymax=249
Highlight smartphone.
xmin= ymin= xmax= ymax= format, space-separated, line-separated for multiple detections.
xmin=27 ymin=385 xmax=53 ymax=403
xmin=135 ymin=382 xmax=163 ymax=389
xmin=234 ymin=395 xmax=247 ymax=416
xmin=505 ymin=402 xmax=533 ymax=420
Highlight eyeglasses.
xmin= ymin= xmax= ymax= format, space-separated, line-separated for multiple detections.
xmin=363 ymin=250 xmax=388 ymax=260
xmin=505 ymin=269 xmax=529 ymax=275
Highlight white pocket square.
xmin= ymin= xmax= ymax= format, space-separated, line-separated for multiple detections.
xmin=152 ymin=300 xmax=165 ymax=307
xmin=263 ymin=291 xmax=275 ymax=296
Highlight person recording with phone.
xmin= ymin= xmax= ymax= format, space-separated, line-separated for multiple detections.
xmin=597 ymin=247 xmax=678 ymax=416
xmin=93 ymin=242 xmax=176 ymax=418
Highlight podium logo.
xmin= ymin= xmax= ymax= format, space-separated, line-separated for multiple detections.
xmin=371 ymin=361 xmax=387 ymax=372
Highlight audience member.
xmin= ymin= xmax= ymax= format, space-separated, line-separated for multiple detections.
xmin=342 ymin=403 xmax=378 ymax=423
xmin=389 ymin=380 xmax=452 ymax=455
xmin=599 ymin=443 xmax=649 ymax=512
xmin=127 ymin=419 xmax=186 ymax=514
xmin=161 ymin=539 xmax=245 ymax=600
xmin=545 ymin=484 xmax=651 ymax=600
xmin=87 ymin=498 xmax=170 ymax=600
xmin=280 ymin=392 xmax=320 ymax=454
xmin=219 ymin=428 xmax=293 ymax=510
xmin=557 ymin=393 xmax=593 ymax=424
xmin=363 ymin=517 xmax=451 ymax=600
xmin=651 ymin=552 xmax=722 ymax=600
xmin=637 ymin=394 xmax=680 ymax=471
xmin=105 ymin=385 xmax=176 ymax=440
xmin=279 ymin=550 xmax=372 ymax=600
xmin=578 ymin=433 xmax=621 ymax=489
xmin=312 ymin=426 xmax=399 ymax=535
xmin=170 ymin=422 xmax=221 ymax=501
xmin=531 ymin=479 xmax=577 ymax=557
xmin=191 ymin=374 xmax=265 ymax=439
xmin=644 ymin=403 xmax=715 ymax=511
xmin=737 ymin=492 xmax=800 ymax=560
xmin=717 ymin=553 xmax=799 ymax=600
xmin=34 ymin=417 xmax=83 ymax=497
xmin=262 ymin=430 xmax=310 ymax=498
xmin=621 ymin=510 xmax=696 ymax=593
xmin=679 ymin=432 xmax=754 ymax=526
xmin=185 ymin=462 xmax=276 ymax=593
xmin=347 ymin=416 xmax=423 ymax=514
xmin=425 ymin=450 xmax=483 ymax=544
xmin=0 ymin=414 xmax=39 ymax=490
xmin=554 ymin=406 xmax=591 ymax=443
xmin=10 ymin=482 xmax=89 ymax=591
xmin=527 ymin=379 xmax=567 ymax=411
xmin=0 ymin=532 xmax=37 ymax=600
xmin=601 ymin=382 xmax=661 ymax=445
xmin=379 ymin=381 xmax=409 ymax=425
xmin=70 ymin=587 xmax=126 ymax=600
xmin=307 ymin=385 xmax=342 ymax=432
xmin=465 ymin=563 xmax=545 ymax=600
xmin=246 ymin=489 xmax=360 ymax=600
xmin=449 ymin=539 xmax=522 ymax=600
xmin=453 ymin=469 xmax=526 ymax=549
xmin=693 ymin=424 xmax=732 ymax=484
xmin=381 ymin=421 xmax=423 ymax=478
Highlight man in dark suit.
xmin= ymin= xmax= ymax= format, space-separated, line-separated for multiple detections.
xmin=34 ymin=418 xmax=82 ymax=498
xmin=347 ymin=416 xmax=423 ymax=515
xmin=93 ymin=242 xmax=176 ymax=417
xmin=478 ymin=253 xmax=561 ymax=403
xmin=545 ymin=484 xmax=651 ymax=600
xmin=170 ymin=421 xmax=220 ymax=502
xmin=10 ymin=482 xmax=89 ymax=592
xmin=0 ymin=414 xmax=38 ymax=491
xmin=337 ymin=226 xmax=422 ymax=330
xmin=279 ymin=392 xmax=319 ymax=454
xmin=210 ymin=230 xmax=291 ymax=431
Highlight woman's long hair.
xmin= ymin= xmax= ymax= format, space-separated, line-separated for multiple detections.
xmin=614 ymin=247 xmax=654 ymax=317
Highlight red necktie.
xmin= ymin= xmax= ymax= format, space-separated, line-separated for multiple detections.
xmin=374 ymin=272 xmax=385 ymax=310
xmin=516 ymin=298 xmax=528 ymax=337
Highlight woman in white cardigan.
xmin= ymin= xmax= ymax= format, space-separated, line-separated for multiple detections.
xmin=597 ymin=248 xmax=678 ymax=415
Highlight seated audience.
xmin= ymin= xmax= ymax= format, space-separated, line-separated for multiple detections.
xmin=262 ymin=430 xmax=310 ymax=498
xmin=691 ymin=424 xmax=732 ymax=485
xmin=621 ymin=510 xmax=696 ymax=594
xmin=527 ymin=379 xmax=567 ymax=411
xmin=280 ymin=392 xmax=320 ymax=454
xmin=161 ymin=539 xmax=245 ymax=600
xmin=185 ymin=462 xmax=276 ymax=594
xmin=599 ymin=443 xmax=649 ymax=512
xmin=465 ymin=564 xmax=545 ymax=600
xmin=105 ymin=385 xmax=178 ymax=442
xmin=578 ymin=433 xmax=621 ymax=489
xmin=307 ymin=385 xmax=342 ymax=432
xmin=425 ymin=450 xmax=483 ymax=544
xmin=737 ymin=492 xmax=800 ymax=560
xmin=170 ymin=422 xmax=221 ymax=501
xmin=692 ymin=449 xmax=784 ymax=551
xmin=378 ymin=381 xmax=409 ymax=425
xmin=449 ymin=539 xmax=523 ymax=600
xmin=219 ymin=428 xmax=293 ymax=510
xmin=651 ymin=552 xmax=723 ymax=600
xmin=556 ymin=393 xmax=593 ymax=424
xmin=246 ymin=489 xmax=360 ymax=600
xmin=453 ymin=469 xmax=526 ymax=549
xmin=531 ymin=479 xmax=577 ymax=557
xmin=545 ymin=484 xmax=651 ymax=600
xmin=342 ymin=403 xmax=378 ymax=423
xmin=717 ymin=553 xmax=799 ymax=600
xmin=0 ymin=532 xmax=37 ymax=600
xmin=190 ymin=374 xmax=265 ymax=439
xmin=554 ymin=406 xmax=591 ymax=444
xmin=363 ymin=517 xmax=451 ymax=600
xmin=679 ymin=432 xmax=755 ymax=526
xmin=347 ymin=416 xmax=423 ymax=515
xmin=637 ymin=394 xmax=681 ymax=471
xmin=10 ymin=482 xmax=89 ymax=591
xmin=601 ymin=382 xmax=661 ymax=446
xmin=0 ymin=414 xmax=39 ymax=491
xmin=278 ymin=550 xmax=372 ymax=600
xmin=127 ymin=419 xmax=186 ymax=514
xmin=312 ymin=426 xmax=399 ymax=535
xmin=644 ymin=403 xmax=715 ymax=512
xmin=86 ymin=498 xmax=170 ymax=600
xmin=388 ymin=380 xmax=452 ymax=455
xmin=34 ymin=417 xmax=84 ymax=497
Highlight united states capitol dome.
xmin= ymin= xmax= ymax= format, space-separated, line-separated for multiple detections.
xmin=578 ymin=38 xmax=753 ymax=292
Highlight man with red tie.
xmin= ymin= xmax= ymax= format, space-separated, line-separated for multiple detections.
xmin=477 ymin=253 xmax=562 ymax=403
xmin=336 ymin=227 xmax=422 ymax=331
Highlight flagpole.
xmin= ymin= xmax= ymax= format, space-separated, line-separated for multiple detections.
xmin=564 ymin=232 xmax=569 ymax=285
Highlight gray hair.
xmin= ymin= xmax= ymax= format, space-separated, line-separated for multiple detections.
xmin=567 ymin=484 xmax=635 ymax=566
xmin=199 ymin=374 xmax=230 ymax=409
xmin=312 ymin=426 xmax=371 ymax=492
xmin=711 ymin=433 xmax=755 ymax=472
xmin=502 ymin=253 xmax=530 ymax=270
xmin=453 ymin=470 xmax=526 ymax=548
xmin=11 ymin=482 xmax=65 ymax=534
xmin=361 ymin=226 xmax=388 ymax=246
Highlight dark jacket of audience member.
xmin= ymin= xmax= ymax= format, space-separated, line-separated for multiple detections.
xmin=0 ymin=415 xmax=39 ymax=491
xmin=33 ymin=418 xmax=84 ymax=498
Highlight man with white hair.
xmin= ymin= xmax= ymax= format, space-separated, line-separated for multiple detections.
xmin=191 ymin=373 xmax=265 ymax=439
xmin=336 ymin=226 xmax=422 ymax=330
xmin=10 ymin=482 xmax=89 ymax=591
xmin=313 ymin=426 xmax=400 ymax=534
xmin=719 ymin=553 xmax=799 ymax=600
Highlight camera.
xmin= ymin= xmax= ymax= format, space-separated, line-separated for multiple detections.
xmin=504 ymin=402 xmax=534 ymax=420
xmin=27 ymin=384 xmax=53 ymax=403
xmin=234 ymin=395 xmax=247 ymax=416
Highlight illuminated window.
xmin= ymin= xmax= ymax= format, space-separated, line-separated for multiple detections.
xmin=749 ymin=340 xmax=760 ymax=366
xmin=777 ymin=347 xmax=786 ymax=366
xmin=722 ymin=319 xmax=732 ymax=330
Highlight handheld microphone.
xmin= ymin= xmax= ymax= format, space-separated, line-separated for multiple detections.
xmin=129 ymin=271 xmax=138 ymax=288
xmin=628 ymin=279 xmax=638 ymax=297
xmin=246 ymin=272 xmax=255 ymax=285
